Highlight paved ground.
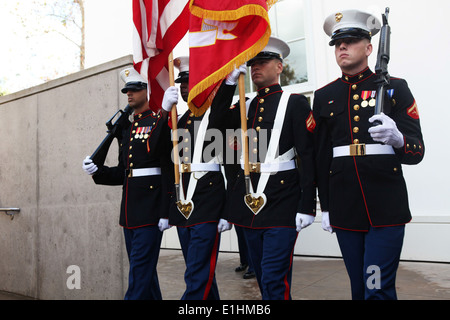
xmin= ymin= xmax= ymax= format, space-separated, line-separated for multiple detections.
xmin=158 ymin=250 xmax=450 ymax=300
xmin=2 ymin=249 xmax=450 ymax=300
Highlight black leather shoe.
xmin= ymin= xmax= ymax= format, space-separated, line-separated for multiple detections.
xmin=235 ymin=263 xmax=248 ymax=272
xmin=243 ymin=271 xmax=255 ymax=279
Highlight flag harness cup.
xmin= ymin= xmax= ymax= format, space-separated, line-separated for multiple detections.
xmin=243 ymin=92 xmax=293 ymax=215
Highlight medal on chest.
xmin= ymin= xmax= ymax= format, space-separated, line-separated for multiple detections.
xmin=361 ymin=91 xmax=376 ymax=108
xmin=134 ymin=126 xmax=152 ymax=140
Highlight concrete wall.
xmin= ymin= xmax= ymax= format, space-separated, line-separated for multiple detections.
xmin=0 ymin=56 xmax=132 ymax=299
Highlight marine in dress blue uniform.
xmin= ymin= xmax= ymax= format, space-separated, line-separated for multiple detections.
xmin=214 ymin=37 xmax=317 ymax=300
xmin=162 ymin=57 xmax=235 ymax=300
xmin=313 ymin=10 xmax=425 ymax=300
xmin=82 ymin=68 xmax=173 ymax=300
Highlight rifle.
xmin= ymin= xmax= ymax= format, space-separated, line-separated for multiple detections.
xmin=374 ymin=7 xmax=391 ymax=123
xmin=90 ymin=105 xmax=133 ymax=166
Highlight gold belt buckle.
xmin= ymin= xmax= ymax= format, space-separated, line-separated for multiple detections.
xmin=249 ymin=163 xmax=261 ymax=173
xmin=181 ymin=163 xmax=191 ymax=173
xmin=349 ymin=144 xmax=366 ymax=156
xmin=127 ymin=169 xmax=133 ymax=178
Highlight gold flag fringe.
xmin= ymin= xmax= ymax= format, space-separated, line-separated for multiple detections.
xmin=187 ymin=0 xmax=277 ymax=116
xmin=190 ymin=1 xmax=276 ymax=20
xmin=266 ymin=0 xmax=278 ymax=10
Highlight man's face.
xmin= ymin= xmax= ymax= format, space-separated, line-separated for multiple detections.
xmin=334 ymin=38 xmax=373 ymax=74
xmin=126 ymin=89 xmax=148 ymax=109
xmin=180 ymin=82 xmax=189 ymax=102
xmin=250 ymin=58 xmax=283 ymax=89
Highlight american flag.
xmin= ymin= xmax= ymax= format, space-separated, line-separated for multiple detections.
xmin=132 ymin=0 xmax=189 ymax=112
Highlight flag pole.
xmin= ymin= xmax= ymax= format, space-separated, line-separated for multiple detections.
xmin=238 ymin=74 xmax=251 ymax=195
xmin=168 ymin=52 xmax=181 ymax=201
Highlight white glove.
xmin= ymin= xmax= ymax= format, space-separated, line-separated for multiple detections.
xmin=158 ymin=218 xmax=171 ymax=232
xmin=296 ymin=213 xmax=315 ymax=232
xmin=218 ymin=219 xmax=232 ymax=233
xmin=321 ymin=211 xmax=333 ymax=233
xmin=82 ymin=156 xmax=98 ymax=175
xmin=225 ymin=64 xmax=247 ymax=85
xmin=162 ymin=86 xmax=178 ymax=112
xmin=368 ymin=113 xmax=404 ymax=149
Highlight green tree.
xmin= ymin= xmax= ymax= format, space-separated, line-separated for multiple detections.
xmin=281 ymin=62 xmax=307 ymax=86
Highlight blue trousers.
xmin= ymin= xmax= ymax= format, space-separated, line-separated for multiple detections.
xmin=235 ymin=225 xmax=254 ymax=272
xmin=243 ymin=227 xmax=298 ymax=300
xmin=335 ymin=226 xmax=405 ymax=300
xmin=123 ymin=226 xmax=163 ymax=300
xmin=177 ymin=223 xmax=221 ymax=300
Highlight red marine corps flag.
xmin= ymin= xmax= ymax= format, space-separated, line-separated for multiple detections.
xmin=132 ymin=0 xmax=190 ymax=112
xmin=187 ymin=0 xmax=277 ymax=116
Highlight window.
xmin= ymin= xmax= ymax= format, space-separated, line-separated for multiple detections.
xmin=241 ymin=0 xmax=314 ymax=95
xmin=270 ymin=0 xmax=308 ymax=86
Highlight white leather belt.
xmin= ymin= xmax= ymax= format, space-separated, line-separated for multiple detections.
xmin=180 ymin=163 xmax=221 ymax=173
xmin=241 ymin=160 xmax=296 ymax=173
xmin=333 ymin=144 xmax=395 ymax=158
xmin=127 ymin=167 xmax=161 ymax=178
